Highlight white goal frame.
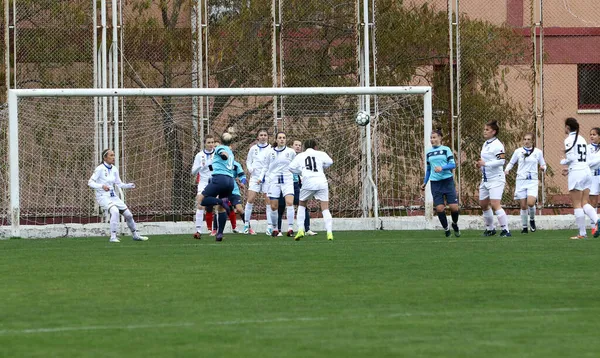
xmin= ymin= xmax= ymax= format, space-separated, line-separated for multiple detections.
xmin=7 ymin=86 xmax=433 ymax=238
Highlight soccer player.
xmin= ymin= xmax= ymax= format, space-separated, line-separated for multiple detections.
xmin=228 ymin=160 xmax=248 ymax=233
xmin=244 ymin=129 xmax=272 ymax=235
xmin=198 ymin=132 xmax=235 ymax=242
xmin=504 ymin=133 xmax=546 ymax=234
xmin=277 ymin=140 xmax=316 ymax=236
xmin=560 ymin=118 xmax=600 ymax=240
xmin=259 ymin=132 xmax=296 ymax=237
xmin=587 ymin=127 xmax=600 ymax=227
xmin=476 ymin=120 xmax=511 ymax=237
xmin=420 ymin=128 xmax=460 ymax=237
xmin=88 ymin=149 xmax=148 ymax=243
xmin=191 ymin=135 xmax=215 ymax=238
xmin=290 ymin=139 xmax=334 ymax=241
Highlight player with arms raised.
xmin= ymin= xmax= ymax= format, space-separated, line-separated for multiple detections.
xmin=88 ymin=149 xmax=148 ymax=243
xmin=504 ymin=133 xmax=546 ymax=234
xmin=191 ymin=135 xmax=215 ymax=238
xmin=290 ymin=139 xmax=334 ymax=241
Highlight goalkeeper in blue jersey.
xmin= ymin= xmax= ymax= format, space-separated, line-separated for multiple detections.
xmin=199 ymin=132 xmax=235 ymax=242
xmin=420 ymin=128 xmax=461 ymax=237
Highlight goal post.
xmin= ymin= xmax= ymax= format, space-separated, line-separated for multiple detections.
xmin=6 ymin=86 xmax=433 ymax=238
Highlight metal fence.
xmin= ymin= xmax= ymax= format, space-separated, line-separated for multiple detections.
xmin=2 ymin=0 xmax=600 ymax=220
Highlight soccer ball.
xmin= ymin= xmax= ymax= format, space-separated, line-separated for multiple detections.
xmin=355 ymin=111 xmax=370 ymax=126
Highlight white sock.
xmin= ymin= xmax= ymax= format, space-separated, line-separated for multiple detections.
xmin=483 ymin=208 xmax=494 ymax=230
xmin=575 ymin=208 xmax=586 ymax=236
xmin=528 ymin=206 xmax=536 ymax=221
xmin=244 ymin=203 xmax=253 ymax=223
xmin=110 ymin=209 xmax=119 ymax=236
xmin=583 ymin=203 xmax=598 ymax=223
xmin=495 ymin=209 xmax=509 ymax=231
xmin=266 ymin=205 xmax=273 ymax=226
xmin=123 ymin=209 xmax=137 ymax=234
xmin=270 ymin=207 xmax=278 ymax=230
xmin=520 ymin=209 xmax=528 ymax=228
xmin=195 ymin=209 xmax=204 ymax=232
xmin=297 ymin=206 xmax=306 ymax=231
xmin=322 ymin=209 xmax=333 ymax=233
xmin=286 ymin=206 xmax=295 ymax=230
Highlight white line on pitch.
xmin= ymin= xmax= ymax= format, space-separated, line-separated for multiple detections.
xmin=0 ymin=307 xmax=590 ymax=335
xmin=0 ymin=322 xmax=194 ymax=335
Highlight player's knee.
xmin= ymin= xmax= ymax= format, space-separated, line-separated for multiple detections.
xmin=122 ymin=209 xmax=133 ymax=220
xmin=109 ymin=206 xmax=119 ymax=217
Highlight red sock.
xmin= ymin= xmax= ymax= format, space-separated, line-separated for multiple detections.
xmin=205 ymin=212 xmax=214 ymax=231
xmin=229 ymin=210 xmax=237 ymax=229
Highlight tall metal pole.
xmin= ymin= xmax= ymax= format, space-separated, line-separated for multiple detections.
xmin=192 ymin=0 xmax=201 ymax=146
xmin=448 ymin=0 xmax=455 ymax=154
xmin=454 ymin=0 xmax=462 ymax=207
xmin=363 ymin=0 xmax=379 ymax=227
xmin=93 ymin=0 xmax=99 ymax=164
xmin=4 ymin=0 xmax=10 ymax=91
xmin=271 ymin=0 xmax=278 ymax=132
xmin=101 ymin=0 xmax=108 ymax=150
xmin=112 ymin=0 xmax=119 ymax=170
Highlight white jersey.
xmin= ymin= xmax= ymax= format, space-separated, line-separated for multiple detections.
xmin=588 ymin=143 xmax=600 ymax=174
xmin=88 ymin=162 xmax=133 ymax=199
xmin=246 ymin=143 xmax=271 ymax=178
xmin=480 ymin=137 xmax=506 ymax=182
xmin=191 ymin=149 xmax=215 ymax=184
xmin=561 ymin=133 xmax=589 ymax=171
xmin=289 ymin=148 xmax=333 ymax=190
xmin=505 ymin=147 xmax=545 ymax=180
xmin=260 ymin=146 xmax=296 ymax=184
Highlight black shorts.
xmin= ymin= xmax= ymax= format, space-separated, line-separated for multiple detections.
xmin=430 ymin=177 xmax=458 ymax=206
xmin=230 ymin=194 xmax=242 ymax=206
xmin=201 ymin=174 xmax=234 ymax=199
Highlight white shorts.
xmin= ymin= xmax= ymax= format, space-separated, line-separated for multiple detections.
xmin=479 ymin=180 xmax=505 ymax=200
xmin=590 ymin=175 xmax=600 ymax=195
xmin=514 ymin=179 xmax=539 ymax=200
xmin=299 ymin=187 xmax=329 ymax=202
xmin=568 ymin=170 xmax=592 ymax=191
xmin=96 ymin=194 xmax=128 ymax=212
xmin=267 ymin=182 xmax=294 ymax=199
xmin=197 ymin=181 xmax=209 ymax=194
xmin=248 ymin=177 xmax=267 ymax=193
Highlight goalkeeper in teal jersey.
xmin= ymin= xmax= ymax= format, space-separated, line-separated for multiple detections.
xmin=420 ymin=129 xmax=461 ymax=237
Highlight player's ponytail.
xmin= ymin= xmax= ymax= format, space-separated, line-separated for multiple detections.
xmin=565 ymin=117 xmax=579 ymax=153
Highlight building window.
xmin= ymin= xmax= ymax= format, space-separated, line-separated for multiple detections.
xmin=578 ymin=64 xmax=600 ymax=110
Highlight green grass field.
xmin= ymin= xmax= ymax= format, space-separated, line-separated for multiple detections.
xmin=2 ymin=230 xmax=600 ymax=357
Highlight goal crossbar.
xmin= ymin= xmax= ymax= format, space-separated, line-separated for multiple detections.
xmin=7 ymin=86 xmax=433 ymax=238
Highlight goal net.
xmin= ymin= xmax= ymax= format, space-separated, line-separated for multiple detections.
xmin=4 ymin=87 xmax=432 ymax=238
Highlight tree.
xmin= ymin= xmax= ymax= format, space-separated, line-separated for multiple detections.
xmin=374 ymin=1 xmax=532 ymax=207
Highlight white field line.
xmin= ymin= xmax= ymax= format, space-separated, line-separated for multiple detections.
xmin=0 ymin=322 xmax=194 ymax=335
xmin=0 ymin=307 xmax=589 ymax=335
xmin=1 ymin=237 xmax=584 ymax=252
